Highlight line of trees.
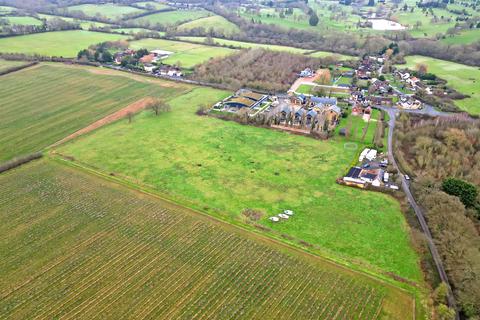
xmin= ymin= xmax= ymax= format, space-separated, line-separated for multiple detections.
xmin=395 ymin=114 xmax=480 ymax=318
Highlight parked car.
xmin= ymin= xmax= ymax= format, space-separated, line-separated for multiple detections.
xmin=404 ymin=175 xmax=410 ymax=181
xmin=278 ymin=214 xmax=289 ymax=219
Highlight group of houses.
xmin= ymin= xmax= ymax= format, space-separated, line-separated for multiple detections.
xmin=210 ymin=89 xmax=342 ymax=135
xmin=356 ymin=56 xmax=383 ymax=80
xmin=113 ymin=48 xmax=182 ymax=77
xmin=395 ymin=70 xmax=432 ymax=95
xmin=342 ymin=148 xmax=397 ymax=189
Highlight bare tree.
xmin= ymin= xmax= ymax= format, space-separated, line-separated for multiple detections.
xmin=148 ymin=99 xmax=171 ymax=116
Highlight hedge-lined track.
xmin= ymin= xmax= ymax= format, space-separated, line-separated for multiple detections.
xmin=0 ymin=159 xmax=414 ymax=319
xmin=0 ymin=63 xmax=189 ymax=162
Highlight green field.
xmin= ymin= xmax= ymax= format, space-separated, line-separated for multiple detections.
xmin=177 ymin=15 xmax=240 ymax=36
xmin=392 ymin=9 xmax=456 ymax=38
xmin=131 ymin=9 xmax=210 ymax=26
xmin=57 ymin=85 xmax=422 ymax=281
xmin=67 ymin=3 xmax=145 ymax=20
xmin=112 ymin=27 xmax=162 ymax=35
xmin=238 ymin=5 xmax=362 ymax=34
xmin=37 ymin=14 xmax=112 ymax=30
xmin=0 ymin=63 xmax=189 ymax=162
xmin=440 ymin=28 xmax=480 ymax=45
xmin=1 ymin=16 xmax=43 ymax=26
xmin=402 ymin=55 xmax=480 ymax=115
xmin=133 ymin=1 xmax=170 ymax=10
xmin=308 ymin=50 xmax=356 ymax=60
xmin=178 ymin=36 xmax=310 ymax=54
xmin=128 ymin=38 xmax=237 ymax=68
xmin=0 ymin=5 xmax=15 ymax=13
xmin=0 ymin=30 xmax=128 ymax=57
xmin=0 ymin=159 xmax=415 ymax=319
xmin=0 ymin=59 xmax=28 ymax=72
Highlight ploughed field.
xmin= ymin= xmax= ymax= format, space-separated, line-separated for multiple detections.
xmin=0 ymin=63 xmax=190 ymax=162
xmin=0 ymin=159 xmax=414 ymax=319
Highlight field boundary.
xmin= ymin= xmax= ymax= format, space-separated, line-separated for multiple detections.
xmin=0 ymin=61 xmax=38 ymax=76
xmin=49 ymin=153 xmax=420 ymax=296
xmin=48 ymin=97 xmax=155 ymax=149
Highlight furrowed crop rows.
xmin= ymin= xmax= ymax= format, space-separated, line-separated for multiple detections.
xmin=0 ymin=160 xmax=390 ymax=319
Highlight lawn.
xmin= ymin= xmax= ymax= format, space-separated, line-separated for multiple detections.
xmin=37 ymin=14 xmax=112 ymax=29
xmin=57 ymin=86 xmax=422 ymax=282
xmin=0 ymin=158 xmax=415 ymax=319
xmin=0 ymin=63 xmax=190 ymax=162
xmin=128 ymin=38 xmax=237 ymax=68
xmin=67 ymin=3 xmax=145 ymax=20
xmin=2 ymin=16 xmax=43 ymax=26
xmin=177 ymin=15 xmax=240 ymax=36
xmin=296 ymin=83 xmax=316 ymax=94
xmin=178 ymin=36 xmax=310 ymax=54
xmin=0 ymin=30 xmax=128 ymax=57
xmin=402 ymin=55 xmax=480 ymax=115
xmin=130 ymin=9 xmax=210 ymax=26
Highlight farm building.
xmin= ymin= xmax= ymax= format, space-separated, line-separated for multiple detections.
xmin=151 ymin=49 xmax=173 ymax=59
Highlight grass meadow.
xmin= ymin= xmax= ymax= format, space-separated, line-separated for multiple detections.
xmin=37 ymin=14 xmax=112 ymax=30
xmin=403 ymin=55 xmax=480 ymax=115
xmin=128 ymin=38 xmax=237 ymax=68
xmin=2 ymin=16 xmax=43 ymax=26
xmin=0 ymin=63 xmax=190 ymax=161
xmin=133 ymin=1 xmax=170 ymax=10
xmin=0 ymin=159 xmax=415 ymax=319
xmin=0 ymin=59 xmax=28 ymax=72
xmin=178 ymin=36 xmax=311 ymax=54
xmin=177 ymin=15 xmax=240 ymax=36
xmin=67 ymin=3 xmax=145 ymax=19
xmin=0 ymin=5 xmax=15 ymax=13
xmin=57 ymin=85 xmax=422 ymax=282
xmin=392 ymin=9 xmax=456 ymax=38
xmin=177 ymin=37 xmax=354 ymax=60
xmin=0 ymin=30 xmax=128 ymax=57
xmin=440 ymin=28 xmax=480 ymax=45
xmin=130 ymin=9 xmax=210 ymax=26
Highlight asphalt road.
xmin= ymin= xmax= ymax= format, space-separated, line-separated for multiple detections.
xmin=384 ymin=107 xmax=459 ymax=319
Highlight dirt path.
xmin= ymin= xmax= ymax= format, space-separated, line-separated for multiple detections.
xmin=49 ymin=97 xmax=155 ymax=149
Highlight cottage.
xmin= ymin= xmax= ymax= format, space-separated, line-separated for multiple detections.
xmin=299 ymin=68 xmax=314 ymax=78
